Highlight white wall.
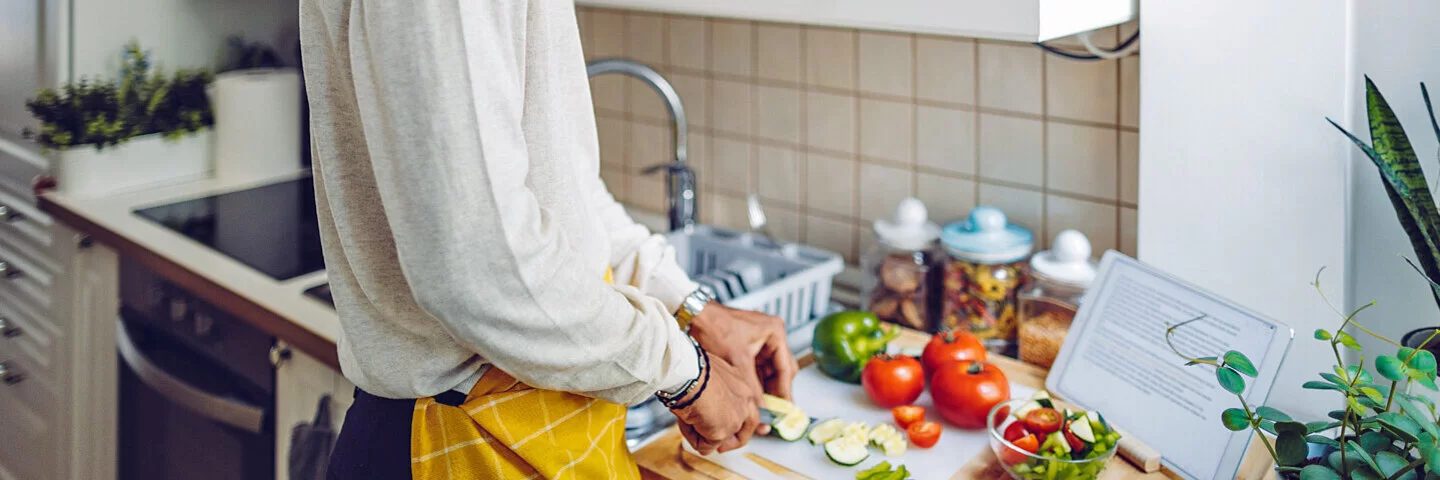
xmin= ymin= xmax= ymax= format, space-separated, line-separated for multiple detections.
xmin=69 ymin=0 xmax=297 ymax=78
xmin=1138 ymin=0 xmax=1351 ymax=420
xmin=1348 ymin=3 xmax=1440 ymax=382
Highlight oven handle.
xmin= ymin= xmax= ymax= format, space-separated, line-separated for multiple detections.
xmin=115 ymin=318 xmax=267 ymax=433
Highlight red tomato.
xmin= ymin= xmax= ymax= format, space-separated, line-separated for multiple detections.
xmin=1002 ymin=421 xmax=1027 ymax=442
xmin=861 ymin=355 xmax=926 ymax=408
xmin=930 ymin=361 xmax=1010 ymax=429
xmin=1022 ymin=408 xmax=1063 ymax=434
xmin=892 ymin=405 xmax=926 ymax=429
xmin=906 ymin=421 xmax=942 ymax=449
xmin=1000 ymin=434 xmax=1040 ymax=465
xmin=922 ymin=330 xmax=988 ymax=379
xmin=1064 ymin=428 xmax=1085 ymax=452
xmin=993 ymin=405 xmax=1011 ymax=427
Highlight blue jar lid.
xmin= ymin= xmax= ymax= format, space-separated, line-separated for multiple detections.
xmin=940 ymin=206 xmax=1034 ymax=264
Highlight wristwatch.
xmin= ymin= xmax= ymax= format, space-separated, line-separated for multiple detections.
xmin=674 ymin=288 xmax=714 ymax=331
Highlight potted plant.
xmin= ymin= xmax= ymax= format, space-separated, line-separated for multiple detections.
xmin=24 ymin=41 xmax=213 ymax=196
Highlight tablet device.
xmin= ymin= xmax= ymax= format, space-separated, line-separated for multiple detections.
xmin=1046 ymin=251 xmax=1293 ymax=480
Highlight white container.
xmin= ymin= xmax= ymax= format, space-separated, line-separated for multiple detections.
xmin=666 ymin=225 xmax=844 ymax=331
xmin=53 ymin=131 xmax=213 ymax=197
xmin=208 ymin=68 xmax=303 ymax=182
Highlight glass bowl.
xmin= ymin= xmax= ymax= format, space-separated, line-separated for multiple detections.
xmin=986 ymin=399 xmax=1118 ymax=480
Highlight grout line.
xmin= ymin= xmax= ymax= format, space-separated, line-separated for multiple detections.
xmin=909 ymin=33 xmax=920 ymax=198
xmin=1039 ymin=39 xmax=1050 ymax=247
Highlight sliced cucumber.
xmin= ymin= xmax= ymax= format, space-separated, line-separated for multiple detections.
xmin=807 ymin=418 xmax=848 ymax=445
xmin=1085 ymin=410 xmax=1108 ymax=434
xmin=824 ymin=437 xmax=871 ymax=466
xmin=867 ymin=424 xmax=901 ymax=445
xmin=1069 ymin=415 xmax=1097 ymax=443
xmin=1042 ymin=430 xmax=1071 ymax=454
xmin=880 ymin=436 xmax=907 ymax=457
xmin=773 ymin=411 xmax=811 ymax=442
xmin=1013 ymin=400 xmax=1043 ymax=419
xmin=1036 ymin=398 xmax=1055 ymax=409
xmin=763 ymin=394 xmax=795 ymax=415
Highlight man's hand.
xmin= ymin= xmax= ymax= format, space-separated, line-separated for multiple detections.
xmin=672 ymin=354 xmax=763 ymax=455
xmin=688 ymin=303 xmax=800 ymax=403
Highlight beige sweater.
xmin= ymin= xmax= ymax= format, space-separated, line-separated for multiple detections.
xmin=299 ymin=0 xmax=700 ymax=405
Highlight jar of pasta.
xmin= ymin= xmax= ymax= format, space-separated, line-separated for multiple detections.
xmin=939 ymin=206 xmax=1033 ymax=353
xmin=1017 ymin=230 xmax=1096 ymax=368
xmin=861 ymin=198 xmax=942 ymax=332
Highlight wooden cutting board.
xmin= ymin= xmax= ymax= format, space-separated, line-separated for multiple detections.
xmin=633 ymin=328 xmax=1279 ymax=480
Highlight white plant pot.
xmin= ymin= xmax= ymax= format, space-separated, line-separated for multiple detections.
xmin=208 ymin=68 xmax=303 ymax=183
xmin=53 ymin=131 xmax=213 ymax=197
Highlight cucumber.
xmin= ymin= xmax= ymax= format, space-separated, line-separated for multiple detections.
xmin=1085 ymin=411 xmax=1109 ymax=433
xmin=1036 ymin=398 xmax=1055 ymax=409
xmin=824 ymin=437 xmax=871 ymax=466
xmin=867 ymin=424 xmax=901 ymax=446
xmin=1012 ymin=400 xmax=1043 ymax=419
xmin=807 ymin=418 xmax=847 ymax=445
xmin=880 ymin=436 xmax=907 ymax=457
xmin=763 ymin=394 xmax=795 ymax=415
xmin=773 ymin=411 xmax=811 ymax=442
xmin=1042 ymin=430 xmax=1071 ymax=454
xmin=1069 ymin=415 xmax=1097 ymax=443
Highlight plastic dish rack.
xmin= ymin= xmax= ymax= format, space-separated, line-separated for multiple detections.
xmin=666 ymin=225 xmax=844 ymax=330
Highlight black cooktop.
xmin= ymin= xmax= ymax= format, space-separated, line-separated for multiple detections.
xmin=135 ymin=178 xmax=326 ymax=281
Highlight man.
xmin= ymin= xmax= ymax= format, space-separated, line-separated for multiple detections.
xmin=299 ymin=0 xmax=799 ymax=478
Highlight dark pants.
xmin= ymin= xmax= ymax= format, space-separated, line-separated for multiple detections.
xmin=327 ymin=388 xmax=468 ymax=480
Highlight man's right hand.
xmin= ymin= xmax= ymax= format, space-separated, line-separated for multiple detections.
xmin=671 ymin=353 xmax=764 ymax=455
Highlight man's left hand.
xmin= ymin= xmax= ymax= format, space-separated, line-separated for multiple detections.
xmin=687 ymin=303 xmax=800 ymax=404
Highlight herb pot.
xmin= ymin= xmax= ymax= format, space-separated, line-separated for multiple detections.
xmin=52 ymin=131 xmax=213 ymax=197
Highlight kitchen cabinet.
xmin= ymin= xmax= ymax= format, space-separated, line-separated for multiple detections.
xmin=575 ymin=0 xmax=1136 ymax=42
xmin=274 ymin=345 xmax=353 ymax=480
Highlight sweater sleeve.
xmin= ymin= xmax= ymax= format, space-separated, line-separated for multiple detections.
xmin=586 ymin=175 xmax=700 ymax=313
xmin=345 ymin=0 xmax=697 ymax=406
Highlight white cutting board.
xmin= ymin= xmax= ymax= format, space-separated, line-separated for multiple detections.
xmin=685 ymin=365 xmax=1036 ymax=479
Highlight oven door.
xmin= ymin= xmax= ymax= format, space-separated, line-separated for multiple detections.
xmin=117 ymin=316 xmax=275 ymax=480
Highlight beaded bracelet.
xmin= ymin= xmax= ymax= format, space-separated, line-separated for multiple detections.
xmin=657 ymin=336 xmax=709 ymax=409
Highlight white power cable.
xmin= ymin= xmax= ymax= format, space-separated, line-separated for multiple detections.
xmin=1078 ymin=31 xmax=1140 ymax=59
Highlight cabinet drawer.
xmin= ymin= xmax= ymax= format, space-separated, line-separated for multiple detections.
xmin=0 ymin=352 xmax=60 ymax=422
xmin=0 ymin=235 xmax=57 ymax=280
xmin=0 ymin=285 xmax=54 ymax=339
xmin=0 ymin=370 xmax=57 ymax=480
xmin=0 ymin=309 xmax=59 ymax=380
xmin=0 ymin=190 xmax=56 ymax=258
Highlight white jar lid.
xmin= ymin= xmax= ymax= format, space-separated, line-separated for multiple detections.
xmin=873 ymin=197 xmax=940 ymax=251
xmin=1029 ymin=229 xmax=1097 ymax=285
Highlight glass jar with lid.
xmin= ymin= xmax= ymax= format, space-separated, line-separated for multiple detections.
xmin=861 ymin=197 xmax=942 ymax=332
xmin=1017 ymin=229 xmax=1097 ymax=368
xmin=939 ymin=206 xmax=1033 ymax=353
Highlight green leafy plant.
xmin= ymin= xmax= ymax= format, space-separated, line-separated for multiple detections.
xmin=23 ymin=41 xmax=213 ymax=151
xmin=1168 ymin=274 xmax=1440 ymax=480
xmin=218 ymin=36 xmax=281 ymax=73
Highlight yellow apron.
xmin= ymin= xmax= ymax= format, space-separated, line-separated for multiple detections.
xmin=408 ymin=268 xmax=640 ymax=479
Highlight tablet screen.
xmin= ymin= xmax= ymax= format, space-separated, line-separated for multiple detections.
xmin=1052 ymin=253 xmax=1286 ymax=480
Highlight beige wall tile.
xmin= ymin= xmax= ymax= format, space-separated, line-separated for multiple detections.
xmin=713 ymin=79 xmax=753 ymax=135
xmin=767 ymin=205 xmax=803 ymax=243
xmin=806 ymin=91 xmax=856 ymax=154
xmin=977 ymin=183 xmax=1043 ymax=238
xmin=667 ymin=17 xmax=709 ymax=71
xmin=805 ymin=27 xmax=856 ymax=90
xmin=670 ymin=73 xmax=710 ymax=129
xmin=1046 ymin=56 xmax=1118 ymax=124
xmin=1046 ymin=122 xmax=1118 ymax=199
xmin=597 ymin=117 xmax=627 ymax=170
xmin=916 ymin=37 xmax=976 ymax=105
xmin=1120 ymin=131 xmax=1138 ymax=204
xmin=756 ymin=85 xmax=802 ymax=144
xmin=629 ymin=173 xmax=667 ymax=213
xmin=1045 ymin=195 xmax=1118 ymax=254
xmin=712 ymin=20 xmax=754 ymax=77
xmin=978 ymin=114 xmax=1044 ymax=186
xmin=757 ymin=145 xmax=801 ymax=207
xmin=858 ymin=162 xmax=915 ymax=222
xmin=917 ymin=105 xmax=976 ymax=175
xmin=1119 ymin=206 xmax=1137 ymax=257
xmin=711 ymin=137 xmax=753 ymax=195
xmin=917 ymin=173 xmax=976 ymax=225
xmin=590 ymin=11 xmax=627 ymax=58
xmin=590 ymin=76 xmax=627 ymax=113
xmin=1120 ymin=56 xmax=1140 ymax=128
xmin=630 ymin=122 xmax=673 ymax=172
xmin=629 ymin=78 xmax=669 ymax=122
xmin=757 ymin=24 xmax=803 ymax=84
xmin=858 ymin=230 xmax=878 ymax=263
xmin=978 ymin=43 xmax=1043 ymax=114
xmin=709 ymin=192 xmax=750 ymax=231
xmin=805 ymin=152 xmax=856 ymax=216
xmin=805 ymin=214 xmax=857 ymax=263
xmin=626 ymin=13 xmax=666 ymax=67
xmin=859 ymin=99 xmax=915 ymax=164
xmin=858 ymin=32 xmax=914 ymax=97
xmin=600 ymin=166 xmax=627 ymax=201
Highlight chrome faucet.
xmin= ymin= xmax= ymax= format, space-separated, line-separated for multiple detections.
xmin=586 ymin=59 xmax=697 ymax=232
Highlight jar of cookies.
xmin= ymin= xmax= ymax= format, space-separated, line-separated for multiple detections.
xmin=1017 ymin=229 xmax=1096 ymax=368
xmin=861 ymin=197 xmax=941 ymax=332
xmin=939 ymin=206 xmax=1033 ymax=353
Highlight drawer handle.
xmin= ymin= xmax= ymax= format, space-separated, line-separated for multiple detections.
xmin=0 ymin=261 xmax=21 ymax=279
xmin=0 ymin=362 xmax=24 ymax=385
xmin=0 ymin=204 xmax=23 ymax=223
xmin=0 ymin=317 xmax=18 ymax=338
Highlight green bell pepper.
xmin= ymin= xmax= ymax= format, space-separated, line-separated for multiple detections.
xmin=812 ymin=311 xmax=900 ymax=384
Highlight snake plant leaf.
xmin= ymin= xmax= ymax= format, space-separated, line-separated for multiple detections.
xmin=1423 ymin=82 xmax=1439 ymax=146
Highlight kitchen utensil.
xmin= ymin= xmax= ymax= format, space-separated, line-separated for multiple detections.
xmin=747 ymin=194 xmax=777 ymax=243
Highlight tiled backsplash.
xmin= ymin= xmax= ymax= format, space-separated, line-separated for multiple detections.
xmin=579 ymin=7 xmax=1139 ymax=264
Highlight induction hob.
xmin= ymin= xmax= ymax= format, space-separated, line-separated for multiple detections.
xmin=135 ymin=178 xmax=326 ymax=281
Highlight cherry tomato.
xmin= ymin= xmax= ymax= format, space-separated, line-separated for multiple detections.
xmin=1022 ymin=407 xmax=1063 ymax=434
xmin=892 ymin=405 xmax=926 ymax=429
xmin=930 ymin=361 xmax=1010 ymax=429
xmin=861 ymin=355 xmax=926 ymax=408
xmin=906 ymin=421 xmax=942 ymax=449
xmin=1002 ymin=421 xmax=1027 ymax=442
xmin=993 ymin=405 xmax=1011 ymax=427
xmin=1065 ymin=428 xmax=1085 ymax=452
xmin=922 ymin=330 xmax=988 ymax=379
xmin=1000 ymin=434 xmax=1040 ymax=465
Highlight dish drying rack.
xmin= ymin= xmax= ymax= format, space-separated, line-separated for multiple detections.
xmin=666 ymin=225 xmax=844 ymax=331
